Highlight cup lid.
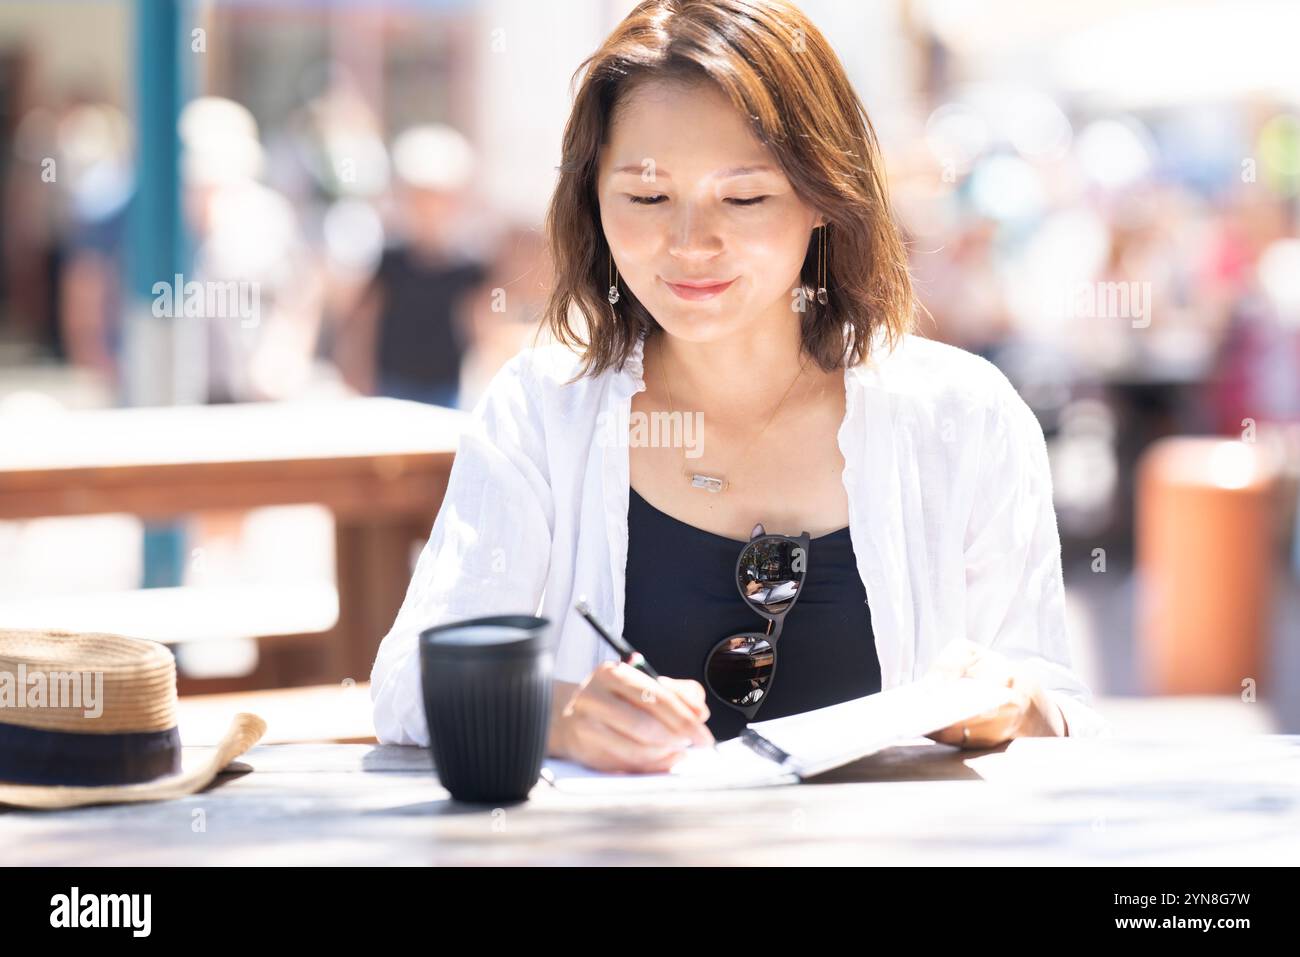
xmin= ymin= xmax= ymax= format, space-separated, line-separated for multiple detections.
xmin=419 ymin=615 xmax=552 ymax=659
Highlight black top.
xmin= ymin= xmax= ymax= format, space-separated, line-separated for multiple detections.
xmin=623 ymin=486 xmax=882 ymax=743
xmin=372 ymin=244 xmax=488 ymax=387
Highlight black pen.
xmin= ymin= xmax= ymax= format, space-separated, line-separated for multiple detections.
xmin=573 ymin=598 xmax=717 ymax=753
xmin=574 ymin=598 xmax=661 ymax=679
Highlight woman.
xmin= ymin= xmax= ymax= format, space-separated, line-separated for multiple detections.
xmin=370 ymin=0 xmax=1108 ymax=772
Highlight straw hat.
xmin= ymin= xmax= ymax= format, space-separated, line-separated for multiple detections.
xmin=0 ymin=629 xmax=265 ymax=810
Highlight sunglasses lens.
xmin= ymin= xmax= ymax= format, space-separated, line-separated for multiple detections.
xmin=706 ymin=635 xmax=774 ymax=707
xmin=737 ymin=537 xmax=806 ymax=614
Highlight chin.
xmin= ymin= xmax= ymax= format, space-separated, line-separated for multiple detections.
xmin=652 ymin=307 xmax=742 ymax=342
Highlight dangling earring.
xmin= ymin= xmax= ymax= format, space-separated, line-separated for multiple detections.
xmin=607 ymin=250 xmax=620 ymax=305
xmin=816 ymin=223 xmax=829 ymax=305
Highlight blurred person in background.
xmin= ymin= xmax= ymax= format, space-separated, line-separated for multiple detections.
xmin=55 ymin=102 xmax=132 ymax=393
xmin=2 ymin=86 xmax=135 ymax=398
xmin=1 ymin=47 xmax=58 ymax=355
xmin=179 ymin=96 xmax=322 ymax=404
xmin=1210 ymin=237 xmax=1300 ymax=435
xmin=334 ymin=123 xmax=490 ymax=408
xmin=270 ymin=67 xmax=391 ymax=398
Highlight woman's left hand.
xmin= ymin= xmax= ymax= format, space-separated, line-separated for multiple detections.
xmin=923 ymin=639 xmax=1067 ymax=749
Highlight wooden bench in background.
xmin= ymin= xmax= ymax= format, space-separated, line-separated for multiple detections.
xmin=0 ymin=397 xmax=466 ymax=691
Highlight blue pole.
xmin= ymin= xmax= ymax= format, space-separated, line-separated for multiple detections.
xmin=128 ymin=0 xmax=192 ymax=588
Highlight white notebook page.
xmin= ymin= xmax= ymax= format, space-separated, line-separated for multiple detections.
xmin=747 ymin=675 xmax=1013 ymax=778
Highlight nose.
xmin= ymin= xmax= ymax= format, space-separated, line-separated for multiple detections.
xmin=666 ymin=201 xmax=723 ymax=264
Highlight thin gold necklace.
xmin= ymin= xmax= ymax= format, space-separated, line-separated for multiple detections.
xmin=657 ymin=334 xmax=810 ymax=494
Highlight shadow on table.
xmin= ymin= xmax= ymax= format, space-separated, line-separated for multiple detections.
xmin=803 ymin=742 xmax=1004 ymax=785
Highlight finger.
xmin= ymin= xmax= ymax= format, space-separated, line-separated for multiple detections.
xmin=926 ymin=683 xmax=1018 ymax=748
xmin=926 ymin=721 xmax=966 ymax=747
xmin=576 ymin=681 xmax=691 ymax=749
xmin=575 ymin=718 xmax=690 ymax=772
xmin=605 ymin=664 xmax=713 ymax=744
xmin=661 ymin=677 xmax=711 ymax=721
xmin=601 ymin=737 xmax=689 ymax=773
xmin=929 ymin=720 xmax=988 ymax=749
xmin=1005 ymin=685 xmax=1044 ymax=737
xmin=583 ymin=674 xmax=707 ymax=749
xmin=966 ymin=714 xmax=1016 ymax=749
xmin=658 ymin=679 xmax=713 ymax=743
xmin=961 ymin=695 xmax=1024 ymax=748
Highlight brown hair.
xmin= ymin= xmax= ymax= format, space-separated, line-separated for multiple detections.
xmin=539 ymin=0 xmax=917 ymax=383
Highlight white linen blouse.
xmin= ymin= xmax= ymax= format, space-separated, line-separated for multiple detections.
xmin=369 ymin=326 xmax=1110 ymax=746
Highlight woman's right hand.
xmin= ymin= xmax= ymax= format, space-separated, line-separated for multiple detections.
xmin=551 ymin=661 xmax=716 ymax=772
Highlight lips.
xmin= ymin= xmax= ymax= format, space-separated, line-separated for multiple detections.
xmin=663 ymin=276 xmax=737 ymax=301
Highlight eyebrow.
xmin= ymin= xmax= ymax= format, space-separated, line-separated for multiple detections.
xmin=610 ymin=163 xmax=777 ymax=179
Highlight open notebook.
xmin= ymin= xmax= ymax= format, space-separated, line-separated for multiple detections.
xmin=539 ymin=675 xmax=1012 ymax=794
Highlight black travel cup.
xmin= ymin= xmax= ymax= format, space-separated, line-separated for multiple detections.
xmin=418 ymin=614 xmax=554 ymax=803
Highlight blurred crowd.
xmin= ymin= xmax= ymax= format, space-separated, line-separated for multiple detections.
xmin=1 ymin=65 xmax=547 ymax=415
xmin=890 ymin=86 xmax=1300 ymax=555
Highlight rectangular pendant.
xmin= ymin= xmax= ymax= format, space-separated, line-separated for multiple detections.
xmin=689 ymin=473 xmax=725 ymax=493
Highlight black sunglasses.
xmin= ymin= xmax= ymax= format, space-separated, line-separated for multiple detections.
xmin=702 ymin=523 xmax=811 ymax=722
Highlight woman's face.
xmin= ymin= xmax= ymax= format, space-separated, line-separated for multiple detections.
xmin=596 ymin=79 xmax=824 ymax=343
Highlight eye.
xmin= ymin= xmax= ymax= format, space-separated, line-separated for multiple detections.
xmin=726 ymin=196 xmax=770 ymax=206
xmin=628 ymin=195 xmax=667 ymax=205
